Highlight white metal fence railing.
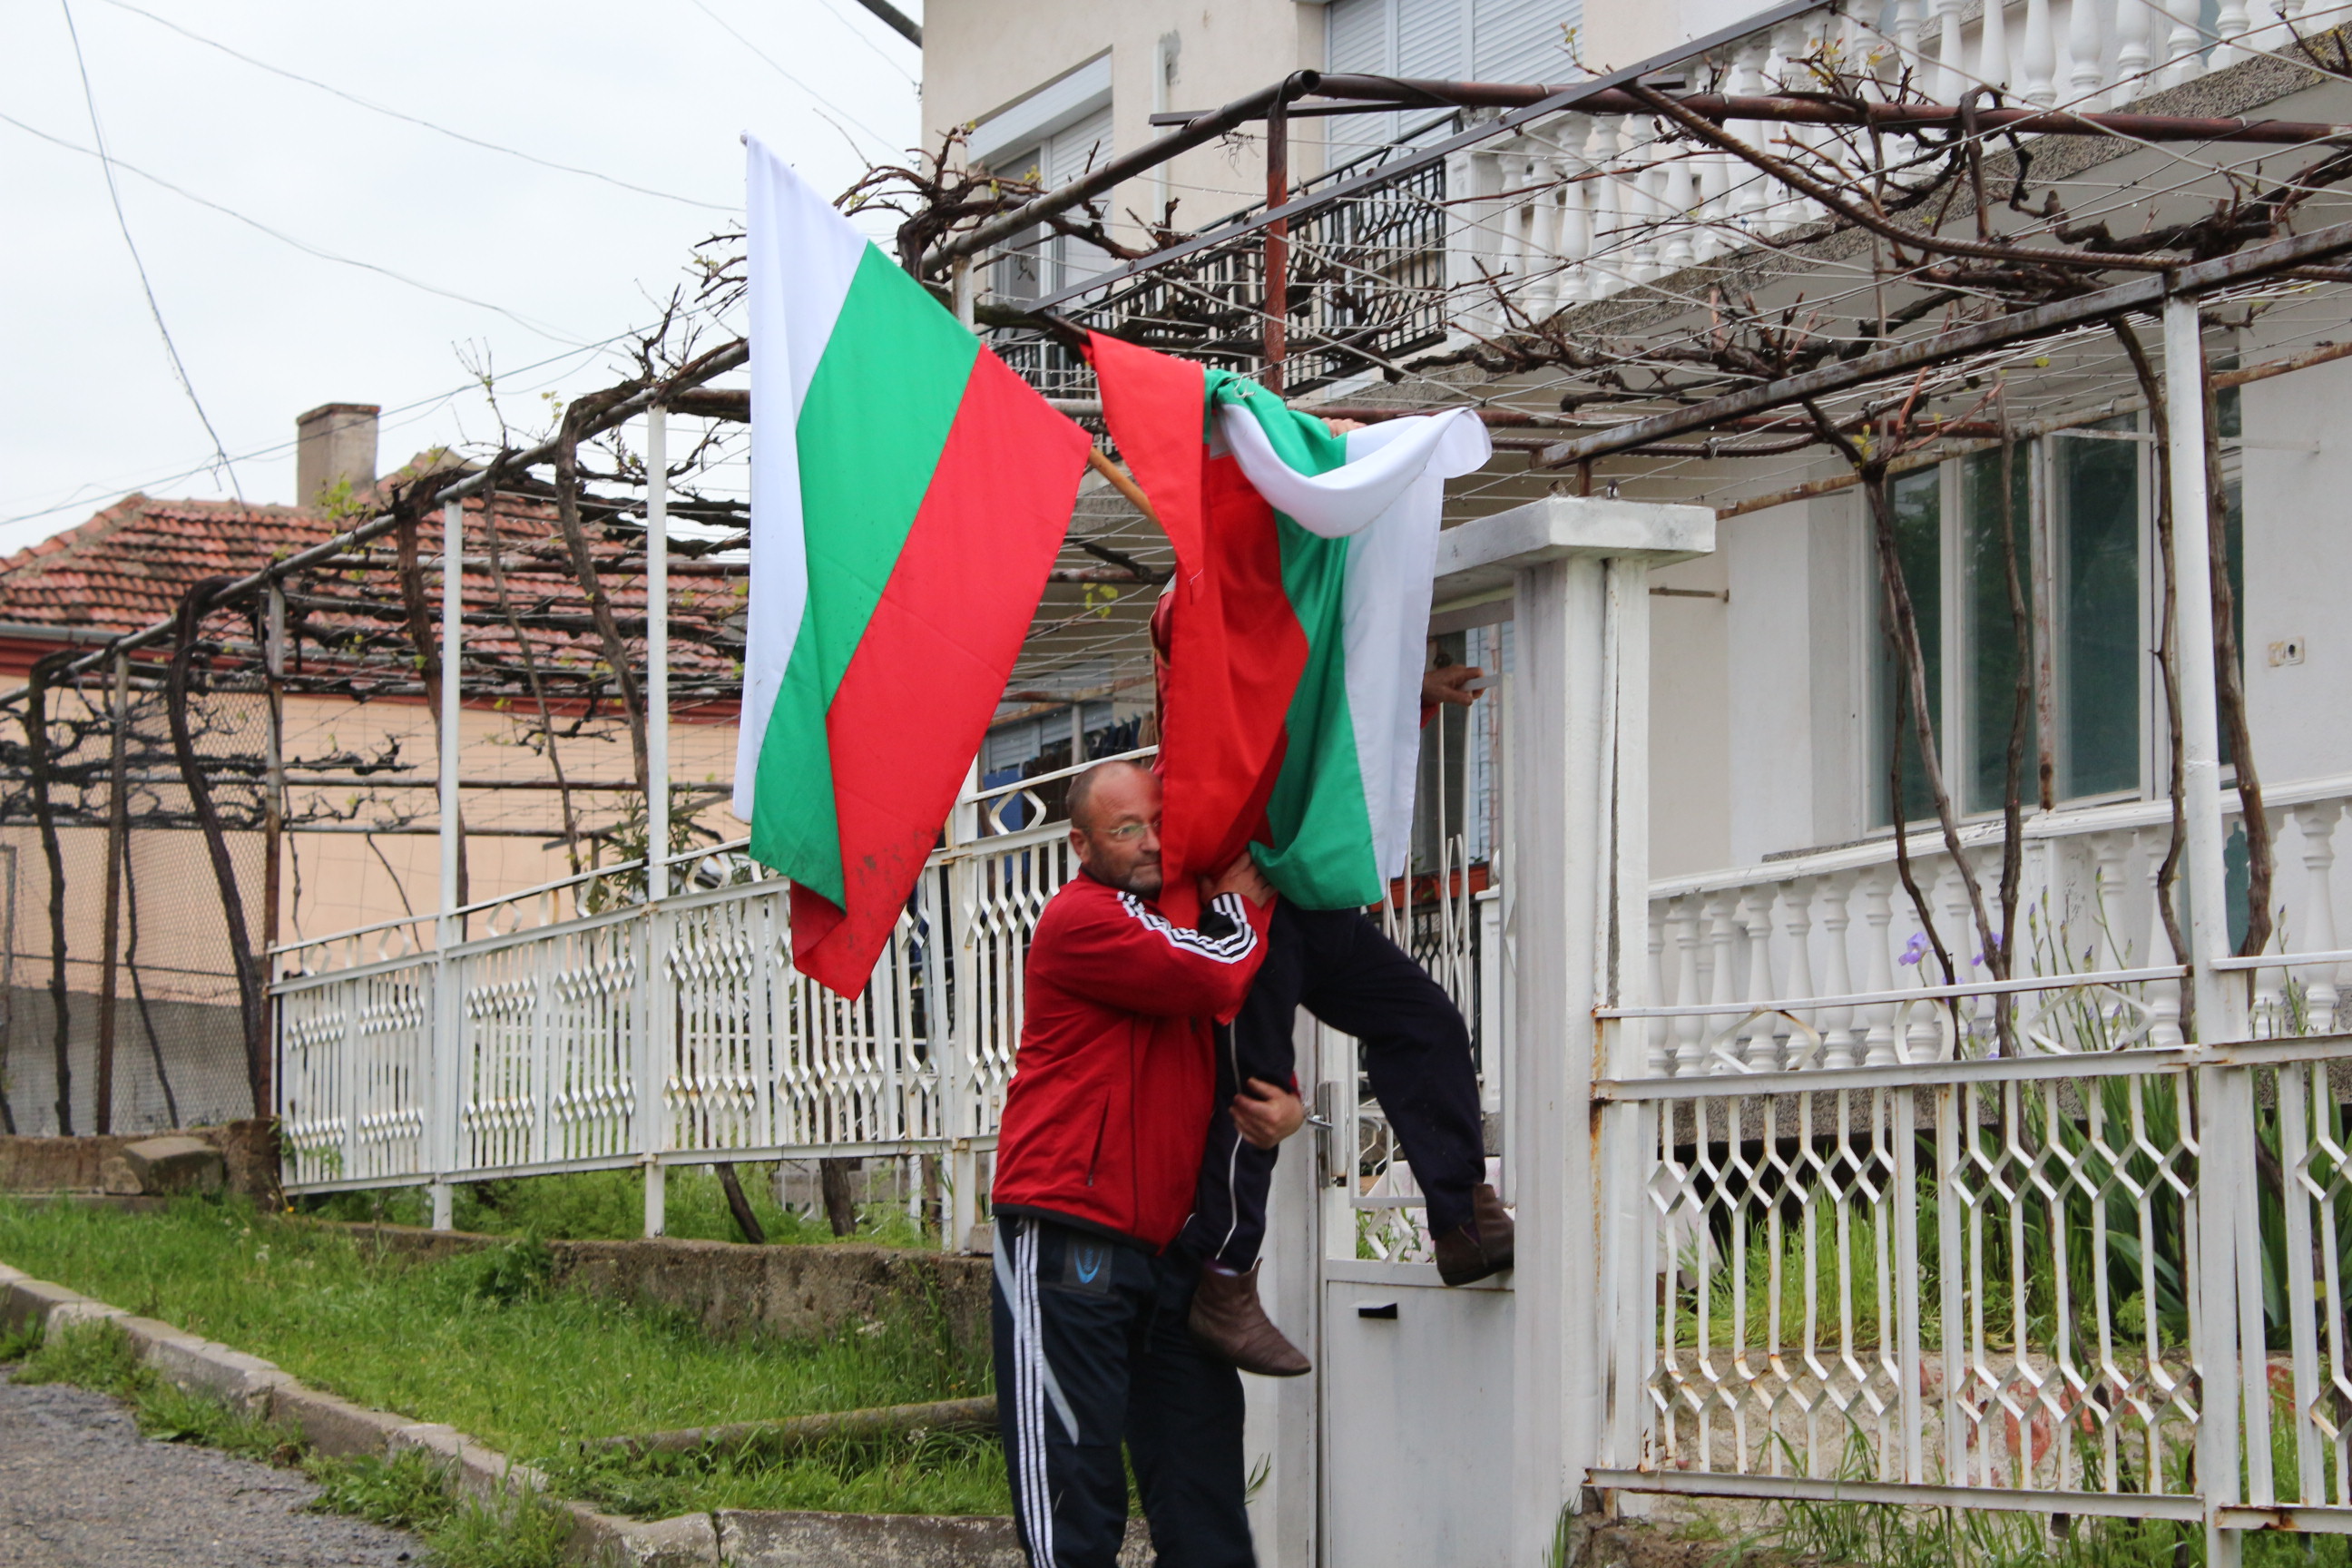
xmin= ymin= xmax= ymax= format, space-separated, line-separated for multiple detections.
xmin=272 ymin=722 xmax=1509 ymax=1257
xmin=1592 ymin=781 xmax=2352 ymax=1539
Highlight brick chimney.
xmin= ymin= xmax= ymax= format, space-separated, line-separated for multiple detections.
xmin=295 ymin=403 xmax=379 ymax=508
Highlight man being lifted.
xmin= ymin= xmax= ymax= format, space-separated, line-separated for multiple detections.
xmin=990 ymin=759 xmax=1300 ymax=1568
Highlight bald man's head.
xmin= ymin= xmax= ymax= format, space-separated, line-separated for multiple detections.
xmin=1066 ymin=760 xmax=1163 ymax=896
xmin=1066 ymin=759 xmax=1154 ymax=832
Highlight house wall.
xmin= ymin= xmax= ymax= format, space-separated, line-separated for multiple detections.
xmin=2238 ymin=356 xmax=2352 ymax=789
xmin=922 ymin=0 xmax=1322 ymax=253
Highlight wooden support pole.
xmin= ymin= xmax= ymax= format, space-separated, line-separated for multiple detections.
xmin=1085 ymin=447 xmax=1160 ymax=524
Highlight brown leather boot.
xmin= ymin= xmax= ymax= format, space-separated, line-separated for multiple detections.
xmin=1434 ymin=1183 xmax=1516 ymax=1287
xmin=1188 ymin=1264 xmax=1311 ymax=1377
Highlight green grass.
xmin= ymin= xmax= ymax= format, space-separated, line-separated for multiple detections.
xmin=0 ymin=1196 xmax=1006 ymax=1518
xmin=297 ymin=1163 xmax=931 ymax=1250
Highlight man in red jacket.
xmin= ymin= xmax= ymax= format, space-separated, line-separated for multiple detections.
xmin=990 ymin=758 xmax=1292 ymax=1568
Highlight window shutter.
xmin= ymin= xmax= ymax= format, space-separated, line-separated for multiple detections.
xmin=1472 ymin=0 xmax=1581 ymax=84
xmin=1396 ymin=0 xmax=1465 ymax=79
xmin=1328 ymin=0 xmax=1393 ymax=73
xmin=1327 ymin=0 xmax=1399 ymax=163
xmin=1045 ymin=104 xmax=1114 ymax=189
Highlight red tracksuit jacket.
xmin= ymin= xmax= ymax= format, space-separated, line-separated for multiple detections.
xmin=990 ymin=873 xmax=1274 ymax=1250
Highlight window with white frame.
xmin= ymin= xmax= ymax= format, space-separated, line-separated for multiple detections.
xmin=972 ymin=58 xmax=1115 ymax=304
xmin=1867 ymin=398 xmax=2244 ymax=829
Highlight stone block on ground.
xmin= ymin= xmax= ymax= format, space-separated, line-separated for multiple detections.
xmin=141 ymin=1335 xmax=294 ymax=1414
xmin=564 ymin=1504 xmax=721 ymax=1568
xmin=3 ymin=1277 xmax=93 ymax=1334
xmin=121 ymin=1134 xmax=226 ymax=1197
xmin=269 ymin=1384 xmax=414 ymax=1459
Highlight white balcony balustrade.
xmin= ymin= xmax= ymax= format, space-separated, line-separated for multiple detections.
xmin=1446 ymin=0 xmax=2340 ymax=325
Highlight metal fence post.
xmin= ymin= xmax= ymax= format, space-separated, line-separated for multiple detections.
xmin=2165 ymin=293 xmax=2245 ymax=1568
xmin=94 ymin=653 xmax=128 ymax=1135
xmin=945 ymin=760 xmax=981 ymax=1253
xmin=429 ymin=497 xmax=465 ymax=1231
xmin=642 ymin=404 xmax=671 ymax=1239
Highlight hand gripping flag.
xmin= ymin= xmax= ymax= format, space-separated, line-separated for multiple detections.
xmin=1090 ymin=332 xmax=1490 ymax=916
xmin=733 ymin=138 xmax=1091 ymax=996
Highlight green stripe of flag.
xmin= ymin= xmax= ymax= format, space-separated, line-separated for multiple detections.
xmin=750 ymin=244 xmax=981 ymax=904
xmin=1208 ymin=373 xmax=1385 ymax=906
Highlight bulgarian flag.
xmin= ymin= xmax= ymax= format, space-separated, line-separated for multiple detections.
xmin=733 ymin=139 xmax=1090 ymax=997
xmin=1091 ymin=332 xmax=1489 ymax=914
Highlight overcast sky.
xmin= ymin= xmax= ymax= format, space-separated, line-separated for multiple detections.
xmin=0 ymin=0 xmax=924 ymax=554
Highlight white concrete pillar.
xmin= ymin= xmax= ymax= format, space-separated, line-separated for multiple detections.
xmin=1428 ymin=495 xmax=1714 ymax=1560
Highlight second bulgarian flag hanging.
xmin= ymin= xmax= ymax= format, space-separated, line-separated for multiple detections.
xmin=1091 ymin=330 xmax=1490 ymax=914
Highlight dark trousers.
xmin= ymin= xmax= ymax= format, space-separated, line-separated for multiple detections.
xmin=1177 ymin=903 xmax=1488 ymax=1269
xmin=992 ymin=1213 xmax=1254 ymax=1568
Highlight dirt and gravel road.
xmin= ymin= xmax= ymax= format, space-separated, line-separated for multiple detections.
xmin=0 ymin=1371 xmax=424 ymax=1567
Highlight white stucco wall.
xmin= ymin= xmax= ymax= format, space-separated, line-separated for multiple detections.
xmin=923 ymin=0 xmax=1324 ymax=254
xmin=2239 ymin=357 xmax=2352 ymax=787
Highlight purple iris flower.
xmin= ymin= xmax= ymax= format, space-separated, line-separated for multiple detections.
xmin=1899 ymin=932 xmax=1930 ymax=966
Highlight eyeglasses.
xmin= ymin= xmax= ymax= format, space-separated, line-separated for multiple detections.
xmin=1092 ymin=818 xmax=1161 ymax=845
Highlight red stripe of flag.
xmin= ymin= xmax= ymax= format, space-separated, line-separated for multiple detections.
xmin=790 ymin=350 xmax=1091 ymax=996
xmin=1089 ymin=331 xmax=1308 ymax=926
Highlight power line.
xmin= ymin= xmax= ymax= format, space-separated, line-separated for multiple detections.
xmin=56 ymin=0 xmax=241 ymax=499
xmin=0 ymin=324 xmax=674 ymax=535
xmin=807 ymin=0 xmax=920 ymax=84
xmin=93 ymin=0 xmax=737 ymax=215
xmin=846 ymin=0 xmax=922 ymax=47
xmin=0 ymin=110 xmax=590 ymax=346
xmin=686 ymin=0 xmax=900 ymax=155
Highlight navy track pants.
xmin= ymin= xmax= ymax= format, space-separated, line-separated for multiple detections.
xmin=1176 ymin=902 xmax=1487 ymax=1270
xmin=991 ymin=1213 xmax=1254 ymax=1568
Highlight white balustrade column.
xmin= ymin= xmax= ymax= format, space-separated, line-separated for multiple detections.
xmin=1527 ymin=154 xmax=1565 ymax=320
xmin=2211 ymin=0 xmax=2255 ymax=63
xmin=1495 ymin=152 xmax=1530 ymax=309
xmin=2161 ymin=0 xmax=2204 ymax=83
xmin=1981 ymin=0 xmax=2014 ymax=89
xmin=1818 ymin=876 xmax=1858 ymax=1069
xmin=1894 ymin=0 xmax=1926 ymax=74
xmin=2022 ymin=0 xmax=2056 ymax=101
xmin=1553 ymin=119 xmax=1594 ymax=303
xmin=1739 ymin=887 xmax=1779 ymax=1070
xmin=2141 ymin=829 xmax=2186 ymax=1048
xmin=1729 ymin=42 xmax=1772 ymax=234
xmin=1584 ymin=119 xmax=1625 ymax=298
xmin=1932 ymin=0 xmax=1968 ymax=103
xmin=2068 ymin=0 xmax=2108 ymax=102
xmin=2114 ymin=0 xmax=2155 ymax=102
xmin=1658 ymin=157 xmax=1694 ymax=273
xmin=1672 ymin=897 xmax=1705 ymax=1073
xmin=1779 ymin=881 xmax=1818 ymax=1069
xmin=1861 ymin=868 xmax=1900 ymax=1066
xmin=1704 ymin=890 xmax=1740 ymax=1071
xmin=2297 ymin=804 xmax=2343 ymax=1030
xmin=1645 ymin=922 xmax=1671 ymax=1075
